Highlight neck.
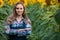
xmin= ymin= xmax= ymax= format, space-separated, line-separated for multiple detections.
xmin=16 ymin=15 xmax=22 ymax=19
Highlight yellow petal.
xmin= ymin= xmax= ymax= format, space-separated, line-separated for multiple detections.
xmin=22 ymin=0 xmax=27 ymax=6
xmin=8 ymin=0 xmax=13 ymax=6
xmin=0 ymin=0 xmax=4 ymax=8
xmin=50 ymin=0 xmax=56 ymax=5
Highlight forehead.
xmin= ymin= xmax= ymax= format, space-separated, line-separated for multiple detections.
xmin=16 ymin=4 xmax=23 ymax=8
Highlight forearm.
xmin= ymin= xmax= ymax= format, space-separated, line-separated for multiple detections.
xmin=25 ymin=28 xmax=31 ymax=31
xmin=18 ymin=28 xmax=31 ymax=31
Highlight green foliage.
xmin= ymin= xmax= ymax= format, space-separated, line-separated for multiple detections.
xmin=0 ymin=1 xmax=14 ymax=40
xmin=26 ymin=3 xmax=60 ymax=40
xmin=0 ymin=1 xmax=60 ymax=40
xmin=55 ymin=8 xmax=60 ymax=25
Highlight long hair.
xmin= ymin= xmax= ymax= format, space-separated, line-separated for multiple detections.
xmin=6 ymin=2 xmax=31 ymax=24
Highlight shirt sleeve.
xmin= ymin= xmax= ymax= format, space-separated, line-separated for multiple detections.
xmin=4 ymin=22 xmax=10 ymax=34
xmin=26 ymin=19 xmax=32 ymax=28
xmin=4 ymin=22 xmax=10 ymax=29
xmin=25 ymin=19 xmax=32 ymax=35
xmin=26 ymin=23 xmax=32 ymax=28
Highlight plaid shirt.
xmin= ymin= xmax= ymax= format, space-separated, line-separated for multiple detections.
xmin=5 ymin=18 xmax=32 ymax=36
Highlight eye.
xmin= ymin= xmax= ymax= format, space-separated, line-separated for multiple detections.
xmin=16 ymin=8 xmax=19 ymax=9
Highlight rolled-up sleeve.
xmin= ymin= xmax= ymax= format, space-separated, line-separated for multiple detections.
xmin=4 ymin=22 xmax=10 ymax=34
xmin=26 ymin=23 xmax=32 ymax=35
xmin=26 ymin=23 xmax=32 ymax=28
xmin=5 ymin=23 xmax=10 ymax=29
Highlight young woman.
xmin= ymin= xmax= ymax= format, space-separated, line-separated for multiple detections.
xmin=5 ymin=2 xmax=32 ymax=40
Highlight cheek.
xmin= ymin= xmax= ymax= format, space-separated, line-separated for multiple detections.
xmin=16 ymin=9 xmax=24 ymax=12
xmin=15 ymin=10 xmax=23 ymax=15
xmin=15 ymin=9 xmax=18 ymax=12
xmin=21 ymin=8 xmax=24 ymax=12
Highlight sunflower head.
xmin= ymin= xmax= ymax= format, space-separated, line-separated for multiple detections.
xmin=8 ymin=0 xmax=13 ymax=6
xmin=50 ymin=0 xmax=56 ymax=5
xmin=58 ymin=0 xmax=60 ymax=3
xmin=41 ymin=2 xmax=47 ymax=8
xmin=22 ymin=0 xmax=27 ymax=6
xmin=0 ymin=0 xmax=4 ymax=8
xmin=14 ymin=0 xmax=21 ymax=4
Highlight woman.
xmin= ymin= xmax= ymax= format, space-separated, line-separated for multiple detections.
xmin=5 ymin=2 xmax=32 ymax=40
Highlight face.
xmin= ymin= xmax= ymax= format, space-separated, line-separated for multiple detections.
xmin=15 ymin=4 xmax=24 ymax=16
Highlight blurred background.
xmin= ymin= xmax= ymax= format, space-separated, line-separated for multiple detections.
xmin=0 ymin=0 xmax=60 ymax=40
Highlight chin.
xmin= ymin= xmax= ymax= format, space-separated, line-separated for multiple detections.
xmin=17 ymin=14 xmax=21 ymax=16
xmin=17 ymin=13 xmax=22 ymax=15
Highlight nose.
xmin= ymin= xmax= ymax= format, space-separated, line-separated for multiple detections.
xmin=17 ymin=9 xmax=21 ymax=11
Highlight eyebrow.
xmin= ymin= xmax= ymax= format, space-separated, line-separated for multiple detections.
xmin=16 ymin=8 xmax=23 ymax=9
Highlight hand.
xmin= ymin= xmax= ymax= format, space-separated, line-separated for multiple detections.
xmin=18 ymin=29 xmax=25 ymax=32
xmin=25 ymin=28 xmax=31 ymax=31
xmin=6 ymin=28 xmax=10 ymax=31
xmin=5 ymin=28 xmax=10 ymax=34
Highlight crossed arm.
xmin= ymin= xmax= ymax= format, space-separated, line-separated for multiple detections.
xmin=5 ymin=23 xmax=32 ymax=33
xmin=18 ymin=23 xmax=32 ymax=32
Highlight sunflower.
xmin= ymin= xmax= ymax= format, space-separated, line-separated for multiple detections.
xmin=0 ymin=0 xmax=4 ymax=8
xmin=12 ymin=0 xmax=16 ymax=4
xmin=41 ymin=2 xmax=46 ymax=8
xmin=42 ymin=0 xmax=46 ymax=3
xmin=13 ymin=0 xmax=21 ymax=4
xmin=8 ymin=0 xmax=13 ymax=6
xmin=37 ymin=0 xmax=42 ymax=3
xmin=16 ymin=0 xmax=21 ymax=2
xmin=37 ymin=0 xmax=46 ymax=8
xmin=58 ymin=0 xmax=60 ymax=3
xmin=8 ymin=0 xmax=11 ymax=1
xmin=41 ymin=0 xmax=47 ymax=8
xmin=37 ymin=0 xmax=46 ymax=3
xmin=50 ymin=0 xmax=56 ymax=5
xmin=22 ymin=0 xmax=27 ymax=6
xmin=29 ymin=0 xmax=37 ymax=5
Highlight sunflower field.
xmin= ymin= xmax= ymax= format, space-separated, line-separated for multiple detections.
xmin=0 ymin=0 xmax=60 ymax=40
